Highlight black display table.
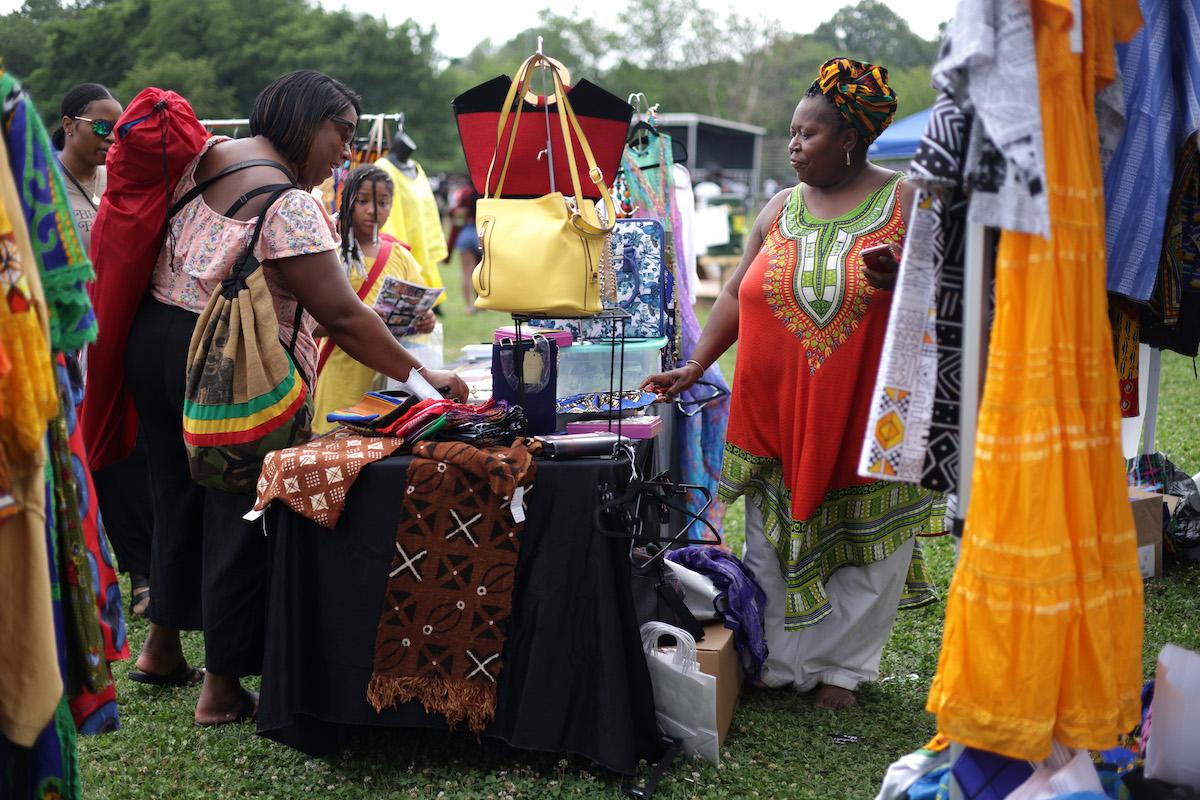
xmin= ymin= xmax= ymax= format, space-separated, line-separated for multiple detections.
xmin=258 ymin=451 xmax=662 ymax=775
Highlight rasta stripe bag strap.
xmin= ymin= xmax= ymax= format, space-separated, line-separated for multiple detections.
xmin=182 ymin=184 xmax=313 ymax=494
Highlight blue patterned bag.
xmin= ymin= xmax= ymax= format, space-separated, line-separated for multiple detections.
xmin=531 ymin=218 xmax=672 ymax=340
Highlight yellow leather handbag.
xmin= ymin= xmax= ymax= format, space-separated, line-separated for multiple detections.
xmin=472 ymin=54 xmax=616 ymax=316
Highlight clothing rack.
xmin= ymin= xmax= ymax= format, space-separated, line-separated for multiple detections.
xmin=198 ymin=113 xmax=405 ymax=128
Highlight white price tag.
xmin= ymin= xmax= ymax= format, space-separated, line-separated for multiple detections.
xmin=511 ymin=485 xmax=526 ymax=523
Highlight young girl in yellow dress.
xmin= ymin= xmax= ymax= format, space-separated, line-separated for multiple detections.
xmin=312 ymin=164 xmax=437 ymax=433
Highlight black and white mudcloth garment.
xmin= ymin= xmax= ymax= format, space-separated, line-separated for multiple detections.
xmin=368 ymin=440 xmax=537 ymax=733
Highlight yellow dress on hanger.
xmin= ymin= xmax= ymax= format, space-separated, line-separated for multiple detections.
xmin=375 ymin=157 xmax=448 ymax=304
xmin=927 ymin=0 xmax=1146 ymax=760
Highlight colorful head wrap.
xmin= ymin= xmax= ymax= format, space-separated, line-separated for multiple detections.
xmin=810 ymin=57 xmax=898 ymax=146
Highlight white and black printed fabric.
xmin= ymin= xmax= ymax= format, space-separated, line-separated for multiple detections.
xmin=859 ymin=92 xmax=974 ymax=496
xmin=913 ymin=96 xmax=973 ymax=496
xmin=935 ymin=0 xmax=1050 ymax=237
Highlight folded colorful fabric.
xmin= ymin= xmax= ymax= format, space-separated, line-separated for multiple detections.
xmin=368 ymin=439 xmax=538 ymax=733
xmin=556 ymin=390 xmax=658 ymax=415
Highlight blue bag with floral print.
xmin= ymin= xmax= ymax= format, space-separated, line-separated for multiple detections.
xmin=531 ymin=218 xmax=672 ymax=340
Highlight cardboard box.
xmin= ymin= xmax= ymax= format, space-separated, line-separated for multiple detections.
xmin=695 ymin=622 xmax=743 ymax=748
xmin=1130 ymin=488 xmax=1180 ymax=579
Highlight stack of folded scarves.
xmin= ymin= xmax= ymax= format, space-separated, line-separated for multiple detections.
xmin=327 ymin=392 xmax=528 ymax=447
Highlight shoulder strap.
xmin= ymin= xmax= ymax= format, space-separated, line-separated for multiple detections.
xmin=169 ymin=158 xmax=295 ymax=220
xmin=360 ymin=238 xmax=395 ymax=302
xmin=225 ymin=185 xmax=296 ymax=287
xmin=224 ymin=183 xmax=295 ymax=218
xmin=316 ymin=237 xmax=395 ymax=376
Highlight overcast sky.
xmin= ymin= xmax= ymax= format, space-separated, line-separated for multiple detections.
xmin=327 ymin=0 xmax=957 ymax=57
xmin=2 ymin=0 xmax=958 ymax=58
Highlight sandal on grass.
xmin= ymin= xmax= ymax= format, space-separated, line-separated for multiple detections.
xmin=127 ymin=660 xmax=205 ymax=687
xmin=129 ymin=582 xmax=150 ymax=618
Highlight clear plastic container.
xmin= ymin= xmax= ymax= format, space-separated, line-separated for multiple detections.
xmin=556 ymin=337 xmax=666 ymax=398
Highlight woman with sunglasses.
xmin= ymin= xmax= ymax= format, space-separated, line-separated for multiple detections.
xmin=52 ymin=83 xmax=122 ymax=250
xmin=124 ymin=70 xmax=467 ymax=727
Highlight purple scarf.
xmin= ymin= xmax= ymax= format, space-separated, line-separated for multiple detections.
xmin=666 ymin=546 xmax=767 ymax=681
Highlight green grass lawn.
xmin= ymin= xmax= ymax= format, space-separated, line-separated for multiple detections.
xmin=78 ymin=263 xmax=1200 ymax=798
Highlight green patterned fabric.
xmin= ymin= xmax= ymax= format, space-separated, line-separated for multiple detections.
xmin=48 ymin=404 xmax=108 ymax=699
xmin=0 ymin=69 xmax=97 ymax=352
xmin=721 ymin=443 xmax=942 ymax=629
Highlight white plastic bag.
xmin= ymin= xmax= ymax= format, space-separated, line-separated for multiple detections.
xmin=663 ymin=559 xmax=719 ymax=622
xmin=1146 ymin=644 xmax=1200 ymax=790
xmin=640 ymin=621 xmax=719 ymax=764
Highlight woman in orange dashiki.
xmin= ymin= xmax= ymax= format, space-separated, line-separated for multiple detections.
xmin=645 ymin=58 xmax=946 ymax=709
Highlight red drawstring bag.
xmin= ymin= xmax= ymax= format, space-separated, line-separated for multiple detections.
xmin=81 ymin=88 xmax=209 ymax=470
xmin=453 ymin=68 xmax=632 ymax=200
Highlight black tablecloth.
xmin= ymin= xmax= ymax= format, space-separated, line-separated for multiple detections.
xmin=258 ymin=452 xmax=661 ymax=775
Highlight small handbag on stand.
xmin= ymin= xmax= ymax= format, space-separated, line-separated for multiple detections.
xmin=471 ymin=53 xmax=618 ymax=316
xmin=491 ymin=335 xmax=558 ymax=435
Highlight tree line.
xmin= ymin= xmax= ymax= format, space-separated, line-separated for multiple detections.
xmin=0 ymin=0 xmax=942 ymax=174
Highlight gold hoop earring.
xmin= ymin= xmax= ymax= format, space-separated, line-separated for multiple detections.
xmin=845 ymin=151 xmax=851 ymax=166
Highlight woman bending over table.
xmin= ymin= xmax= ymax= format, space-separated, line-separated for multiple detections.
xmin=644 ymin=58 xmax=945 ymax=710
xmin=124 ymin=70 xmax=466 ymax=726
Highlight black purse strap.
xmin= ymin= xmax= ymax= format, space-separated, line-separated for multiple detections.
xmin=220 ymin=185 xmax=296 ymax=295
xmin=224 ymin=183 xmax=294 ymax=218
xmin=217 ymin=184 xmax=312 ymax=388
xmin=169 ymin=158 xmax=296 ymax=220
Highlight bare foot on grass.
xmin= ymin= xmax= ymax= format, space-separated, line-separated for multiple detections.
xmin=814 ymin=684 xmax=857 ymax=710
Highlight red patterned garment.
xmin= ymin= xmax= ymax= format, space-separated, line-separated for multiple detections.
xmin=49 ymin=355 xmax=128 ymax=734
xmin=723 ymin=176 xmax=906 ymax=518
xmin=368 ymin=439 xmax=537 ymax=733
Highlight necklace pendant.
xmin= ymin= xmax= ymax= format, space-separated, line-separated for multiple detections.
xmin=92 ymin=193 xmax=100 ymax=205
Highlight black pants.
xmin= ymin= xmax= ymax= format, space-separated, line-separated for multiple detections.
xmin=124 ymin=297 xmax=266 ymax=676
xmin=92 ymin=433 xmax=154 ymax=578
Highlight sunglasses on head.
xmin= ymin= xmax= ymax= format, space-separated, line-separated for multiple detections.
xmin=74 ymin=115 xmax=114 ymax=137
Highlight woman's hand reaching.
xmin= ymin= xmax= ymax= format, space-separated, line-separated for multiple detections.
xmin=425 ymin=369 xmax=469 ymax=403
xmin=641 ymin=361 xmax=704 ymax=403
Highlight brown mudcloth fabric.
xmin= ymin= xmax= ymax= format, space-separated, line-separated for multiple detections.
xmin=368 ymin=439 xmax=537 ymax=732
xmin=253 ymin=430 xmax=406 ymax=528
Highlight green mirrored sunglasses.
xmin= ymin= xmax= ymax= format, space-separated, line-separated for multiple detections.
xmin=74 ymin=115 xmax=114 ymax=137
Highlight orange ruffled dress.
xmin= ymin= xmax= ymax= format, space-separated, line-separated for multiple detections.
xmin=927 ymin=0 xmax=1146 ymax=760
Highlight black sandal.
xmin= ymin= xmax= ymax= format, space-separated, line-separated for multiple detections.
xmin=128 ymin=660 xmax=205 ymax=687
xmin=129 ymin=579 xmax=150 ymax=618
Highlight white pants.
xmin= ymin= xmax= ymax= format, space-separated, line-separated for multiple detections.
xmin=742 ymin=500 xmax=915 ymax=691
